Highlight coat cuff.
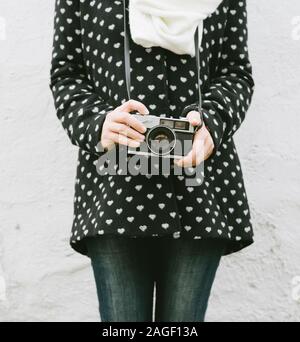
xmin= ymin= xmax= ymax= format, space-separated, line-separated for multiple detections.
xmin=181 ymin=103 xmax=224 ymax=158
xmin=87 ymin=106 xmax=115 ymax=156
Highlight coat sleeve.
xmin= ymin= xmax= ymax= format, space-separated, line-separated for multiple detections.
xmin=182 ymin=0 xmax=255 ymax=158
xmin=49 ymin=0 xmax=114 ymax=156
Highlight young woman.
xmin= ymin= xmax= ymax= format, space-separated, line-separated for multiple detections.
xmin=50 ymin=0 xmax=255 ymax=322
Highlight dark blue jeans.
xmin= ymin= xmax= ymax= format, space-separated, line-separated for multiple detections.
xmin=85 ymin=236 xmax=226 ymax=322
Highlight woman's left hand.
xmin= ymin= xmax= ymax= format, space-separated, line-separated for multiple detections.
xmin=174 ymin=111 xmax=214 ymax=168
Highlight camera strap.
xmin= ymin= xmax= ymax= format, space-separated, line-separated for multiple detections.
xmin=122 ymin=1 xmax=203 ymax=116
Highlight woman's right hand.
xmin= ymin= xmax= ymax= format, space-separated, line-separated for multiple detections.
xmin=100 ymin=100 xmax=149 ymax=151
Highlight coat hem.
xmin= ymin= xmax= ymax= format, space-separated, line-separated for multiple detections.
xmin=69 ymin=230 xmax=254 ymax=258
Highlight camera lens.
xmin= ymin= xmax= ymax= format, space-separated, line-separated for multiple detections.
xmin=146 ymin=126 xmax=176 ymax=156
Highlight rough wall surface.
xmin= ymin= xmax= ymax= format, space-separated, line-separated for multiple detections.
xmin=0 ymin=0 xmax=300 ymax=322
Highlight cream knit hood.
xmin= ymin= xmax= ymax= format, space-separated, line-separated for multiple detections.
xmin=128 ymin=0 xmax=223 ymax=56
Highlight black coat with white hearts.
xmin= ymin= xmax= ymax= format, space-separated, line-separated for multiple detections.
xmin=50 ymin=0 xmax=255 ymax=256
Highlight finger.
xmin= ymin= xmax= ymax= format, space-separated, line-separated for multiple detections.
xmin=193 ymin=124 xmax=209 ymax=143
xmin=109 ymin=132 xmax=141 ymax=148
xmin=175 ymin=138 xmax=205 ymax=167
xmin=175 ymin=150 xmax=194 ymax=168
xmin=186 ymin=110 xmax=202 ymax=127
xmin=109 ymin=122 xmax=145 ymax=141
xmin=118 ymin=99 xmax=149 ymax=115
xmin=114 ymin=111 xmax=147 ymax=134
xmin=199 ymin=131 xmax=214 ymax=160
xmin=203 ymin=138 xmax=214 ymax=161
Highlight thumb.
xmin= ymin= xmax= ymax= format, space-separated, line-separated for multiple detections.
xmin=186 ymin=110 xmax=202 ymax=126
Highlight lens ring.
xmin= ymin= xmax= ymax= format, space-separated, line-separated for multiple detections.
xmin=146 ymin=125 xmax=176 ymax=156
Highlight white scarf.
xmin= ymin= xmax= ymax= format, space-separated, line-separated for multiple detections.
xmin=128 ymin=0 xmax=223 ymax=56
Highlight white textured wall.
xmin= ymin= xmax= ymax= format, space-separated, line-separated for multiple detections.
xmin=0 ymin=0 xmax=300 ymax=322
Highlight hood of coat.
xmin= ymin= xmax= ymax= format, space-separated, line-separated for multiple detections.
xmin=128 ymin=0 xmax=223 ymax=56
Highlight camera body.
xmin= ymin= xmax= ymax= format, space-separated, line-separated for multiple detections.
xmin=128 ymin=114 xmax=196 ymax=159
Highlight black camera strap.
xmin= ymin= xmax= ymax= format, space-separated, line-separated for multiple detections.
xmin=122 ymin=1 xmax=203 ymax=118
